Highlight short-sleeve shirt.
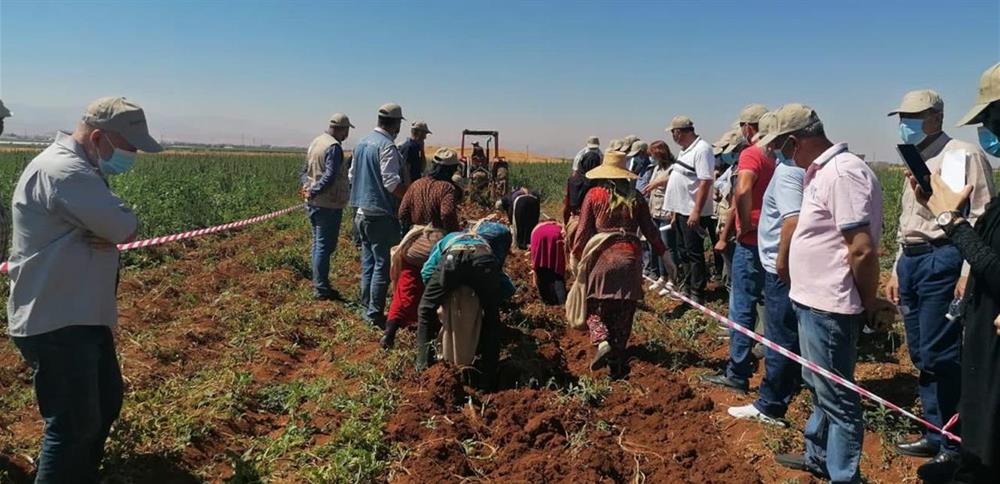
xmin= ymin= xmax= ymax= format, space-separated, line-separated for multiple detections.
xmin=7 ymin=132 xmax=139 ymax=337
xmin=758 ymin=162 xmax=805 ymax=274
xmin=735 ymin=144 xmax=776 ymax=245
xmin=662 ymin=137 xmax=715 ymax=217
xmin=789 ymin=143 xmax=883 ymax=315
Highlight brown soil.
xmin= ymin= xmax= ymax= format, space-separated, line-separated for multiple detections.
xmin=0 ymin=202 xmax=927 ymax=483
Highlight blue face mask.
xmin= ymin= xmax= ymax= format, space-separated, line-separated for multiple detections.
xmin=99 ymin=137 xmax=137 ymax=175
xmin=721 ymin=152 xmax=737 ymax=164
xmin=979 ymin=126 xmax=1000 ymax=157
xmin=899 ymin=118 xmax=926 ymax=145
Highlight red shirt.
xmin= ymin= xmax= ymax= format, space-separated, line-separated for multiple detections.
xmin=735 ymin=144 xmax=776 ymax=246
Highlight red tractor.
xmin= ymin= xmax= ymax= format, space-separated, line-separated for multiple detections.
xmin=458 ymin=129 xmax=509 ymax=205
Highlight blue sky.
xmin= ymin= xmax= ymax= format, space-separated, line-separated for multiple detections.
xmin=1 ymin=0 xmax=998 ymax=160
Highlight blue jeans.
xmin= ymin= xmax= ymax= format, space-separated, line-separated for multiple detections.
xmin=308 ymin=206 xmax=344 ymax=296
xmin=795 ymin=303 xmax=863 ymax=484
xmin=356 ymin=212 xmax=401 ymax=326
xmin=896 ymin=244 xmax=963 ymax=453
xmin=753 ymin=272 xmax=801 ymax=418
xmin=725 ymin=243 xmax=764 ymax=385
xmin=12 ymin=326 xmax=123 ymax=484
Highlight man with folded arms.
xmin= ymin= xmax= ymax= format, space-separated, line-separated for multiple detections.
xmin=8 ymin=97 xmax=161 ymax=481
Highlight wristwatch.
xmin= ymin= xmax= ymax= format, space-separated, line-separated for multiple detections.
xmin=936 ymin=210 xmax=966 ymax=234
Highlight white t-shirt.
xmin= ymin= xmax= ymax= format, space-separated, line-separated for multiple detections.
xmin=662 ymin=137 xmax=716 ymax=217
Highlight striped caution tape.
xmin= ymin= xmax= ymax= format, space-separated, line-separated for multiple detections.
xmin=645 ymin=276 xmax=961 ymax=444
xmin=1 ymin=204 xmax=302 ymax=274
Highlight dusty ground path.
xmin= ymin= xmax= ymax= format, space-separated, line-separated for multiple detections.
xmin=0 ymin=204 xmax=927 ymax=483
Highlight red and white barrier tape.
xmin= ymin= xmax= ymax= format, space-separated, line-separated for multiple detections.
xmin=1 ymin=204 xmax=302 ymax=274
xmin=645 ymin=276 xmax=961 ymax=444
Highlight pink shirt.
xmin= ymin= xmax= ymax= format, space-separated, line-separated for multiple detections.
xmin=788 ymin=143 xmax=883 ymax=315
xmin=530 ymin=221 xmax=566 ymax=276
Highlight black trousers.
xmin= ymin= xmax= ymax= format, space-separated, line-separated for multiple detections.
xmin=676 ymin=214 xmax=713 ymax=299
xmin=416 ymin=247 xmax=504 ymax=388
xmin=535 ymin=268 xmax=567 ymax=305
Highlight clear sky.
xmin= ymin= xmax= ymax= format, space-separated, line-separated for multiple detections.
xmin=1 ymin=0 xmax=998 ymax=160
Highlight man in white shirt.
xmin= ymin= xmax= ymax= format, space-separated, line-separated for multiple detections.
xmin=663 ymin=115 xmax=716 ymax=302
xmin=8 ymin=97 xmax=161 ymax=482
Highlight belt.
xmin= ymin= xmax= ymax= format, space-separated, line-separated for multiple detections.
xmin=901 ymin=239 xmax=952 ymax=257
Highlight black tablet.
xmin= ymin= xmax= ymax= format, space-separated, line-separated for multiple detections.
xmin=897 ymin=144 xmax=932 ymax=194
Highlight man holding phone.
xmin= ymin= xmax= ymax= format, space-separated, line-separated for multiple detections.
xmin=885 ymin=89 xmax=995 ymax=473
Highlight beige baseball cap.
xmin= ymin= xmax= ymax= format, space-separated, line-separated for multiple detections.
xmin=432 ymin=148 xmax=459 ymax=166
xmin=627 ymin=140 xmax=648 ymax=158
xmin=723 ymin=129 xmax=746 ymax=154
xmin=888 ymin=89 xmax=943 ymax=116
xmin=712 ymin=131 xmax=730 ymax=155
xmin=738 ymin=104 xmax=769 ymax=124
xmin=586 ymin=136 xmax=600 ymax=149
xmin=667 ymin=115 xmax=694 ymax=131
xmin=0 ymin=99 xmax=11 ymax=118
xmin=329 ymin=113 xmax=355 ymax=128
xmin=377 ymin=102 xmax=405 ymax=119
xmin=411 ymin=121 xmax=431 ymax=134
xmin=752 ymin=111 xmax=777 ymax=144
xmin=623 ymin=135 xmax=639 ymax=146
xmin=82 ymin=96 xmax=163 ymax=153
xmin=756 ymin=103 xmax=820 ymax=148
xmin=608 ymin=138 xmax=624 ymax=152
xmin=957 ymin=62 xmax=1000 ymax=126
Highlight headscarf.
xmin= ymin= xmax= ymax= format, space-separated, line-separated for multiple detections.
xmin=606 ymin=179 xmax=637 ymax=215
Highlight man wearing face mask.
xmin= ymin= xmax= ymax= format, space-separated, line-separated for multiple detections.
xmin=7 ymin=96 xmax=160 ymax=482
xmin=884 ymin=89 xmax=994 ymax=473
xmin=909 ymin=61 xmax=1000 ymax=484
xmin=349 ymin=103 xmax=409 ymax=329
xmin=764 ymin=104 xmax=886 ymax=483
xmin=726 ymin=110 xmax=804 ymax=426
xmin=702 ymin=104 xmax=773 ymax=394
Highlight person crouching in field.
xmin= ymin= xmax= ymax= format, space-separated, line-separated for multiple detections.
xmin=529 ymin=218 xmax=567 ymax=305
xmin=414 ymin=221 xmax=515 ymax=390
xmin=302 ymin=113 xmax=354 ymax=301
xmin=500 ymin=186 xmax=540 ymax=250
xmin=572 ymin=150 xmax=676 ymax=379
xmin=382 ymin=148 xmax=463 ymax=349
xmin=8 ymin=97 xmax=161 ymax=482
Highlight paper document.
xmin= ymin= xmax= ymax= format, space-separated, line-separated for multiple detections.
xmin=940 ymin=149 xmax=967 ymax=192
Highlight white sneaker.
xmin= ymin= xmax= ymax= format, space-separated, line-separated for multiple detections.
xmin=727 ymin=404 xmax=787 ymax=427
xmin=648 ymin=278 xmax=665 ymax=290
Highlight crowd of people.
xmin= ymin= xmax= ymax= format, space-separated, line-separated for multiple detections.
xmin=3 ymin=61 xmax=1000 ymax=483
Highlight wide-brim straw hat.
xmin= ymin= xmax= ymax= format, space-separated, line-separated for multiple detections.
xmin=586 ymin=150 xmax=638 ymax=180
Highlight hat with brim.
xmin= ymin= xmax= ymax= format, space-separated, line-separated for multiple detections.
xmin=329 ymin=113 xmax=355 ymax=128
xmin=626 ymin=140 xmax=648 ymax=158
xmin=411 ymin=121 xmax=432 ymax=134
xmin=756 ymin=103 xmax=819 ymax=148
xmin=666 ymin=115 xmax=694 ymax=132
xmin=432 ymin=148 xmax=459 ymax=166
xmin=586 ymin=150 xmax=638 ymax=180
xmin=83 ymin=96 xmax=163 ymax=153
xmin=712 ymin=131 xmax=732 ymax=155
xmin=887 ymin=89 xmax=943 ymax=116
xmin=738 ymin=104 xmax=769 ymax=124
xmin=378 ymin=102 xmax=405 ymax=120
xmin=957 ymin=62 xmax=1000 ymax=126
xmin=586 ymin=135 xmax=600 ymax=149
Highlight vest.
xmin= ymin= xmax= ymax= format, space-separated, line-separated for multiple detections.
xmin=305 ymin=133 xmax=351 ymax=209
xmin=349 ymin=130 xmax=398 ymax=215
